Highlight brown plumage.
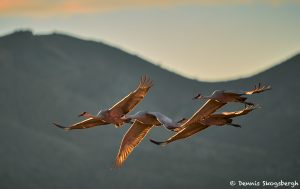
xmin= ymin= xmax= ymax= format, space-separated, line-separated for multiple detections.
xmin=183 ymin=99 xmax=226 ymax=128
xmin=193 ymin=83 xmax=271 ymax=105
xmin=115 ymin=111 xmax=184 ymax=167
xmin=115 ymin=120 xmax=153 ymax=167
xmin=53 ymin=118 xmax=107 ymax=131
xmin=108 ymin=75 xmax=153 ymax=118
xmin=149 ymin=105 xmax=257 ymax=146
xmin=201 ymin=105 xmax=258 ymax=127
xmin=53 ymin=75 xmax=153 ymax=131
xmin=155 ymin=83 xmax=271 ymax=140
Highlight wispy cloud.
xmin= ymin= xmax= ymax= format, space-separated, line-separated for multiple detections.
xmin=0 ymin=0 xmax=299 ymax=17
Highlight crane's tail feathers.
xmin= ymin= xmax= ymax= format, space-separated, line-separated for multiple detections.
xmin=149 ymin=138 xmax=168 ymax=146
xmin=122 ymin=117 xmax=133 ymax=124
xmin=53 ymin=123 xmax=71 ymax=131
xmin=244 ymin=101 xmax=254 ymax=106
xmin=245 ymin=104 xmax=261 ymax=110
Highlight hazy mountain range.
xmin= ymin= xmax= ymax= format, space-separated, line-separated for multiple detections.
xmin=0 ymin=30 xmax=299 ymax=189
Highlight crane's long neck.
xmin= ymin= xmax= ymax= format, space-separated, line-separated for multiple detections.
xmin=199 ymin=95 xmax=212 ymax=100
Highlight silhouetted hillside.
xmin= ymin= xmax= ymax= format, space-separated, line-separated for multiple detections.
xmin=0 ymin=30 xmax=299 ymax=189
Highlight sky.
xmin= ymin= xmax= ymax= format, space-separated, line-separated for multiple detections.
xmin=0 ymin=0 xmax=300 ymax=81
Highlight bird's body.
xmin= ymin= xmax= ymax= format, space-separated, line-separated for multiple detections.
xmin=194 ymin=83 xmax=271 ymax=105
xmin=124 ymin=111 xmax=161 ymax=125
xmin=53 ymin=75 xmax=153 ymax=130
xmin=124 ymin=111 xmax=184 ymax=131
xmin=209 ymin=90 xmax=249 ymax=104
xmin=150 ymin=105 xmax=257 ymax=146
xmin=96 ymin=110 xmax=126 ymax=127
xmin=200 ymin=105 xmax=257 ymax=127
xmin=201 ymin=116 xmax=232 ymax=126
xmin=115 ymin=111 xmax=183 ymax=167
xmin=53 ymin=77 xmax=271 ymax=167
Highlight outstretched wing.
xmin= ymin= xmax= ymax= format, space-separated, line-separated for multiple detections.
xmin=109 ymin=75 xmax=153 ymax=117
xmin=212 ymin=105 xmax=257 ymax=119
xmin=115 ymin=120 xmax=154 ymax=167
xmin=182 ymin=83 xmax=270 ymax=126
xmin=244 ymin=83 xmax=271 ymax=95
xmin=150 ymin=122 xmax=209 ymax=146
xmin=183 ymin=99 xmax=226 ymax=127
xmin=53 ymin=117 xmax=108 ymax=131
xmin=227 ymin=83 xmax=271 ymax=95
xmin=150 ymin=99 xmax=227 ymax=145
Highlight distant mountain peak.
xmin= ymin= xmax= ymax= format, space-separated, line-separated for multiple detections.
xmin=5 ymin=29 xmax=33 ymax=37
xmin=0 ymin=30 xmax=299 ymax=83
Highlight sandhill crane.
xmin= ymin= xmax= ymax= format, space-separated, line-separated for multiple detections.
xmin=201 ymin=105 xmax=259 ymax=127
xmin=149 ymin=105 xmax=257 ymax=146
xmin=193 ymin=83 xmax=271 ymax=105
xmin=53 ymin=75 xmax=153 ymax=131
xmin=115 ymin=111 xmax=186 ymax=167
xmin=178 ymin=83 xmax=270 ymax=132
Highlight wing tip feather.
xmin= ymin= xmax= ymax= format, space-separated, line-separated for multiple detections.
xmin=139 ymin=75 xmax=153 ymax=89
xmin=149 ymin=138 xmax=168 ymax=146
xmin=53 ymin=123 xmax=71 ymax=131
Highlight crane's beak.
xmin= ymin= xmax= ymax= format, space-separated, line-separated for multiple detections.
xmin=193 ymin=93 xmax=202 ymax=100
xmin=78 ymin=112 xmax=87 ymax=117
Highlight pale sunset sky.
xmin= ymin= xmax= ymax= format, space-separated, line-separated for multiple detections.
xmin=1 ymin=0 xmax=300 ymax=81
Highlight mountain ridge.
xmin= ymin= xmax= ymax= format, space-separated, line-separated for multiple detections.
xmin=0 ymin=30 xmax=299 ymax=189
xmin=3 ymin=29 xmax=298 ymax=83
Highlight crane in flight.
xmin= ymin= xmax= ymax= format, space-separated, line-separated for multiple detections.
xmin=149 ymin=83 xmax=270 ymax=146
xmin=193 ymin=83 xmax=271 ymax=105
xmin=53 ymin=75 xmax=153 ymax=130
xmin=115 ymin=111 xmax=187 ymax=167
xmin=149 ymin=105 xmax=258 ymax=146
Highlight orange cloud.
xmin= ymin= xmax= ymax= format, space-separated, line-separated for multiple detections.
xmin=0 ymin=0 xmax=298 ymax=17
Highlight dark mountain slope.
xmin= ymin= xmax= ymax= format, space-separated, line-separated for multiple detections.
xmin=0 ymin=30 xmax=299 ymax=189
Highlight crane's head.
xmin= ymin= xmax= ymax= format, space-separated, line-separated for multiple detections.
xmin=193 ymin=93 xmax=204 ymax=100
xmin=78 ymin=111 xmax=88 ymax=117
xmin=78 ymin=111 xmax=95 ymax=118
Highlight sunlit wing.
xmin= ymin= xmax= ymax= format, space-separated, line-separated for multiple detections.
xmin=212 ymin=105 xmax=257 ymax=118
xmin=150 ymin=106 xmax=256 ymax=145
xmin=166 ymin=122 xmax=209 ymax=143
xmin=227 ymin=83 xmax=271 ymax=95
xmin=109 ymin=75 xmax=153 ymax=117
xmin=150 ymin=122 xmax=209 ymax=145
xmin=115 ymin=120 xmax=154 ymax=167
xmin=244 ymin=83 xmax=271 ymax=95
xmin=149 ymin=99 xmax=230 ymax=145
xmin=53 ymin=117 xmax=108 ymax=130
xmin=183 ymin=99 xmax=226 ymax=128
